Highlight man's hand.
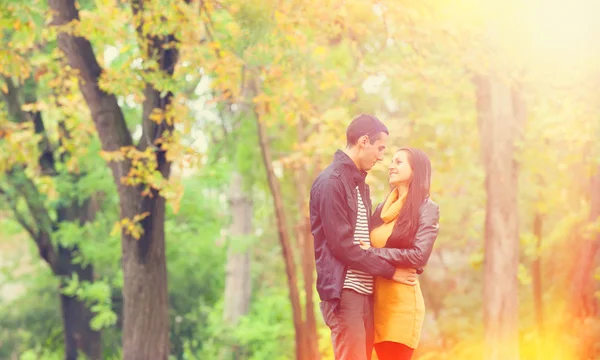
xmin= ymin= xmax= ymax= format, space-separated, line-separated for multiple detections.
xmin=358 ymin=241 xmax=418 ymax=284
xmin=392 ymin=268 xmax=418 ymax=286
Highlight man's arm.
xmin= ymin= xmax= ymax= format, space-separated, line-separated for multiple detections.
xmin=320 ymin=177 xmax=396 ymax=279
xmin=369 ymin=202 xmax=440 ymax=268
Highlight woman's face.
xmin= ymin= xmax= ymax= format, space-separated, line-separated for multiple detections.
xmin=388 ymin=150 xmax=413 ymax=188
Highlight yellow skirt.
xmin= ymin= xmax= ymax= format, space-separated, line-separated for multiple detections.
xmin=373 ymin=277 xmax=425 ymax=347
xmin=371 ymin=221 xmax=426 ymax=348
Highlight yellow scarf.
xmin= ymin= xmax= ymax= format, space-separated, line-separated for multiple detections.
xmin=380 ymin=187 xmax=407 ymax=223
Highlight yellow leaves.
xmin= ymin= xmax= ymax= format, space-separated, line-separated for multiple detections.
xmin=98 ymin=67 xmax=144 ymax=101
xmin=284 ymin=34 xmax=297 ymax=45
xmin=208 ymin=41 xmax=221 ymax=52
xmin=149 ymin=108 xmax=165 ymax=124
xmin=284 ymin=112 xmax=296 ymax=126
xmin=0 ymin=121 xmax=40 ymax=172
xmin=319 ymin=107 xmax=349 ymax=127
xmin=279 ymin=142 xmax=319 ymax=170
xmin=312 ymin=45 xmax=327 ymax=61
xmin=318 ymin=70 xmax=342 ymax=91
xmin=228 ymin=3 xmax=241 ymax=14
xmin=111 ymin=212 xmax=151 ymax=240
xmin=203 ymin=0 xmax=216 ymax=13
xmin=159 ymin=180 xmax=185 ymax=214
xmin=34 ymin=176 xmax=59 ymax=202
xmin=74 ymin=0 xmax=130 ymax=46
xmin=252 ymin=92 xmax=274 ymax=116
xmin=21 ymin=101 xmax=48 ymax=113
xmin=225 ymin=22 xmax=242 ymax=38
xmin=209 ymin=54 xmax=244 ymax=99
xmin=517 ymin=263 xmax=532 ymax=285
xmin=0 ymin=50 xmax=32 ymax=82
xmin=53 ymin=18 xmax=80 ymax=38
xmin=100 ymin=144 xmax=174 ymax=199
xmin=252 ymin=93 xmax=273 ymax=105
xmin=117 ymin=147 xmax=160 ymax=192
xmin=267 ymin=65 xmax=284 ymax=79
xmin=99 ymin=149 xmax=126 ymax=163
xmin=99 ymin=139 xmax=187 ymax=213
xmin=341 ymin=87 xmax=356 ymax=101
xmin=274 ymin=10 xmax=286 ymax=25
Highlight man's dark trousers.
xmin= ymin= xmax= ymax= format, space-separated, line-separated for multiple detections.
xmin=320 ymin=289 xmax=374 ymax=360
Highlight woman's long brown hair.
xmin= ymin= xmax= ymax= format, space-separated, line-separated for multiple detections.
xmin=386 ymin=148 xmax=432 ymax=249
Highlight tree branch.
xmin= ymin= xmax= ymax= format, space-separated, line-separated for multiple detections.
xmin=1 ymin=76 xmax=27 ymax=123
xmin=4 ymin=179 xmax=58 ymax=273
xmin=6 ymin=195 xmax=37 ymax=240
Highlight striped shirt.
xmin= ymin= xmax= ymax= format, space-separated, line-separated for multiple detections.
xmin=343 ymin=186 xmax=374 ymax=295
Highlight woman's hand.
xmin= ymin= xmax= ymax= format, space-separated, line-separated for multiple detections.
xmin=359 ymin=240 xmax=371 ymax=250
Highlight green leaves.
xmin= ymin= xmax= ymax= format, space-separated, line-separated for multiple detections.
xmin=90 ymin=306 xmax=118 ymax=331
xmin=61 ymin=274 xmax=117 ymax=331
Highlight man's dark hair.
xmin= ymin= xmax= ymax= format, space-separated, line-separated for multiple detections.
xmin=345 ymin=114 xmax=389 ymax=147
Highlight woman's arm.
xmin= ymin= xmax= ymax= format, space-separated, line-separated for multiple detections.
xmin=369 ymin=201 xmax=440 ymax=268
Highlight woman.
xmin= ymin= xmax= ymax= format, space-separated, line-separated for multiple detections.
xmin=361 ymin=147 xmax=440 ymax=360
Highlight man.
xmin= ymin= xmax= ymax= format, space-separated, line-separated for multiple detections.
xmin=309 ymin=114 xmax=418 ymax=360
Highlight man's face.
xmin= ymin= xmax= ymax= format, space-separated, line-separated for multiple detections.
xmin=358 ymin=132 xmax=388 ymax=171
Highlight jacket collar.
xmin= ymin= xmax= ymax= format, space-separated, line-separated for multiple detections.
xmin=333 ymin=150 xmax=367 ymax=186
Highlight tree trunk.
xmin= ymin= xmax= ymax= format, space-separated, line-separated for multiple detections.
xmin=6 ymin=172 xmax=104 ymax=360
xmin=120 ymin=190 xmax=170 ymax=359
xmin=221 ymin=172 xmax=252 ymax=359
xmin=254 ymin=82 xmax=306 ymax=360
xmin=475 ymin=75 xmax=524 ymax=360
xmin=298 ymin=217 xmax=319 ymax=360
xmin=58 ymin=248 xmax=102 ymax=360
xmin=570 ymin=169 xmax=600 ymax=317
xmin=55 ymin=197 xmax=103 ymax=360
xmin=119 ymin=21 xmax=176 ymax=355
xmin=48 ymin=0 xmax=180 ymax=358
xmin=293 ymin=116 xmax=319 ymax=360
xmin=568 ymin=168 xmax=600 ymax=358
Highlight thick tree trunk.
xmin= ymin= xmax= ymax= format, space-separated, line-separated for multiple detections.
xmin=48 ymin=0 xmax=179 ymax=358
xmin=221 ymin=172 xmax=252 ymax=359
xmin=475 ymin=75 xmax=524 ymax=360
xmin=120 ymin=190 xmax=170 ymax=359
xmin=120 ymin=41 xmax=175 ymax=359
xmin=254 ymin=88 xmax=306 ymax=360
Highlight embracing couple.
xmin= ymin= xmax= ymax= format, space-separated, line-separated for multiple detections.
xmin=309 ymin=114 xmax=440 ymax=360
